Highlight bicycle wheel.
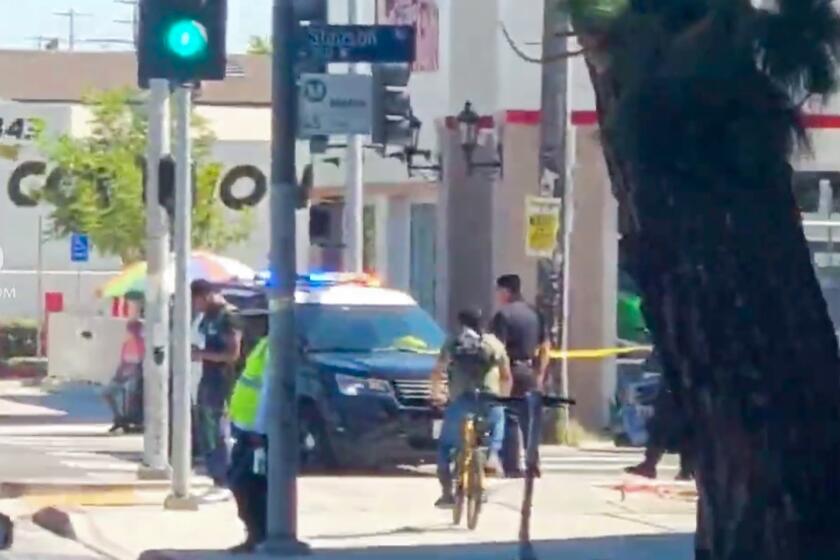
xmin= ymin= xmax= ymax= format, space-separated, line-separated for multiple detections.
xmin=452 ymin=449 xmax=467 ymax=525
xmin=453 ymin=417 xmax=475 ymax=525
xmin=466 ymin=447 xmax=485 ymax=530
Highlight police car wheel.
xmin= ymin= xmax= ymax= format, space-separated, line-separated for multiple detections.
xmin=299 ymin=405 xmax=335 ymax=471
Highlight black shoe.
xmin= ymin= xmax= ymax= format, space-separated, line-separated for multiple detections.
xmin=108 ymin=422 xmax=124 ymax=434
xmin=435 ymin=495 xmax=455 ymax=509
xmin=212 ymin=478 xmax=228 ymax=489
xmin=624 ymin=463 xmax=657 ymax=479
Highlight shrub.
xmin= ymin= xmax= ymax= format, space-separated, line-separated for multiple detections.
xmin=0 ymin=320 xmax=38 ymax=359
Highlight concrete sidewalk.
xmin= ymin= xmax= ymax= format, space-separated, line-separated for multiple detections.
xmin=0 ymin=379 xmax=698 ymax=560
xmin=0 ymin=380 xmax=214 ymax=506
xmin=139 ymin=534 xmax=693 ymax=560
xmin=31 ymin=474 xmax=696 ymax=560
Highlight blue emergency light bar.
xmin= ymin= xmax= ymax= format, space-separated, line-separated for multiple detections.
xmin=255 ymin=270 xmax=381 ymax=288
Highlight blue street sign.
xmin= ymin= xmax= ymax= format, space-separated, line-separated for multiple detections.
xmin=70 ymin=233 xmax=90 ymax=263
xmin=299 ymin=25 xmax=416 ymax=64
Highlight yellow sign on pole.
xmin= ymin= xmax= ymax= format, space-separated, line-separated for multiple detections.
xmin=525 ymin=196 xmax=562 ymax=258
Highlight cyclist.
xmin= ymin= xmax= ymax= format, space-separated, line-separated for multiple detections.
xmin=430 ymin=308 xmax=513 ymax=508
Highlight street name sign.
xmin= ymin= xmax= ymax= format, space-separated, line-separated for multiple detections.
xmin=298 ymin=73 xmax=373 ymax=137
xmin=298 ymin=25 xmax=416 ymax=64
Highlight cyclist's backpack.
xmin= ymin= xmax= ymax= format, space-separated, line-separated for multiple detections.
xmin=451 ymin=328 xmax=494 ymax=386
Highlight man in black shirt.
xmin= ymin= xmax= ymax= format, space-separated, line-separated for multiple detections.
xmin=191 ymin=280 xmax=242 ymax=488
xmin=491 ymin=274 xmax=550 ymax=477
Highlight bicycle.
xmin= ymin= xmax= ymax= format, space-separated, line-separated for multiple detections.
xmin=449 ymin=391 xmax=575 ymax=532
xmin=450 ymin=395 xmax=487 ymax=530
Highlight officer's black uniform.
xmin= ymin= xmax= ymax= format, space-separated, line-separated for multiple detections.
xmin=491 ymin=299 xmax=547 ymax=477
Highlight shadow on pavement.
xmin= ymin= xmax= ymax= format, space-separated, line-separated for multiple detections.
xmin=303 ymin=466 xmax=436 ymax=479
xmin=307 ymin=523 xmax=461 ymax=540
xmin=140 ymin=533 xmax=694 ymax=560
xmin=1 ymin=387 xmax=110 ymax=425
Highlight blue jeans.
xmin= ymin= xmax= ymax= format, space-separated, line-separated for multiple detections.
xmin=197 ymin=377 xmax=230 ymax=486
xmin=436 ymin=394 xmax=505 ymax=492
xmin=103 ymin=375 xmax=140 ymax=420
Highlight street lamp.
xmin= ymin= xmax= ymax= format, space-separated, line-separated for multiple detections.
xmin=456 ymin=101 xmax=502 ymax=175
xmin=397 ymin=111 xmax=442 ymax=178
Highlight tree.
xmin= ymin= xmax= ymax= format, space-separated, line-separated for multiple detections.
xmin=246 ymin=36 xmax=271 ymax=55
xmin=546 ymin=0 xmax=840 ymax=558
xmin=37 ymin=88 xmax=253 ymax=263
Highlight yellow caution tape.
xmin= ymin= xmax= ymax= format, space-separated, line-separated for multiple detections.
xmin=549 ymin=345 xmax=653 ymax=360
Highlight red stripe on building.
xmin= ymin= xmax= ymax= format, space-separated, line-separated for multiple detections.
xmin=502 ymin=109 xmax=840 ymax=129
xmin=505 ymin=110 xmax=541 ymax=126
xmin=570 ymin=110 xmax=598 ymax=126
xmin=801 ymin=114 xmax=840 ymax=129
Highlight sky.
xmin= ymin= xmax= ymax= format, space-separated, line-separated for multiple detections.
xmin=0 ymin=0 xmax=273 ymax=53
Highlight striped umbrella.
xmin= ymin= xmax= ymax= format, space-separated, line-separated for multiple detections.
xmin=99 ymin=251 xmax=256 ymax=298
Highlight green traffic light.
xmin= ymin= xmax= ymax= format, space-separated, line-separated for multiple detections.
xmin=165 ymin=19 xmax=209 ymax=59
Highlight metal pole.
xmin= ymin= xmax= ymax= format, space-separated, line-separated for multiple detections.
xmin=537 ymin=0 xmax=571 ymax=435
xmin=141 ymin=79 xmax=172 ymax=480
xmin=518 ymin=391 xmax=543 ymax=560
xmin=262 ymin=0 xmax=308 ymax=554
xmin=164 ymin=86 xmax=196 ymax=510
xmin=344 ymin=0 xmax=364 ymax=273
xmin=36 ymin=216 xmax=44 ymax=358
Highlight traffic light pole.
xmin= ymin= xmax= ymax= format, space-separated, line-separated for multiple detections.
xmin=164 ymin=85 xmax=197 ymax=511
xmin=140 ymin=78 xmax=173 ymax=481
xmin=344 ymin=0 xmax=364 ymax=273
xmin=262 ymin=0 xmax=309 ymax=554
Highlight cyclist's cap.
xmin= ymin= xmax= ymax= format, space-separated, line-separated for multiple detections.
xmin=457 ymin=308 xmax=483 ymax=331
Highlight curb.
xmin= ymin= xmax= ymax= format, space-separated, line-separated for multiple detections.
xmin=1 ymin=483 xmax=175 ymax=509
xmin=32 ymin=507 xmax=76 ymax=540
xmin=33 ymin=506 xmax=132 ymax=559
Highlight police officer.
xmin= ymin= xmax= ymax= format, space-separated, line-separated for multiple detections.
xmin=491 ymin=274 xmax=550 ymax=478
xmin=227 ymin=327 xmax=270 ymax=554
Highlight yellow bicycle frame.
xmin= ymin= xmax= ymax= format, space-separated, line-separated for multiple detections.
xmin=457 ymin=415 xmax=484 ymax=492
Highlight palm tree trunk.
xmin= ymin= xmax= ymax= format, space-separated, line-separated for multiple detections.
xmin=585 ymin=60 xmax=840 ymax=560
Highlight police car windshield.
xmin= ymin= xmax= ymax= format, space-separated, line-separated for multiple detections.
xmin=298 ymin=304 xmax=445 ymax=354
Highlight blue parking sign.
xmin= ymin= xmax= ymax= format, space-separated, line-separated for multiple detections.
xmin=71 ymin=233 xmax=89 ymax=263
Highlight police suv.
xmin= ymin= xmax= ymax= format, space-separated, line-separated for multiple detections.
xmin=221 ymin=272 xmax=445 ymax=469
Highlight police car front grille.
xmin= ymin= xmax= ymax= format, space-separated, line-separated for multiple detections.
xmin=392 ymin=379 xmax=442 ymax=406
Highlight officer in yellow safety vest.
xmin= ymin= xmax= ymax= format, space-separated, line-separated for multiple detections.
xmin=227 ymin=335 xmax=270 ymax=554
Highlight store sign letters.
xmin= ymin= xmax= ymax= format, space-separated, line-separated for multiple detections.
xmin=6 ymin=161 xmax=270 ymax=211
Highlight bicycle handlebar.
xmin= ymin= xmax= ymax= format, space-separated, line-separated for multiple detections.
xmin=474 ymin=391 xmax=576 ymax=407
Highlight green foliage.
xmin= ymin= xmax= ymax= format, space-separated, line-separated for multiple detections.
xmin=0 ymin=320 xmax=38 ymax=358
xmin=560 ymin=0 xmax=628 ymax=31
xmin=37 ymin=88 xmax=253 ymax=263
xmin=246 ymin=36 xmax=271 ymax=55
xmin=574 ymin=0 xmax=840 ymax=196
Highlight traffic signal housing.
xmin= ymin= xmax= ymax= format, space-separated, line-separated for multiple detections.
xmin=138 ymin=0 xmax=228 ymax=86
xmin=140 ymin=155 xmax=197 ymax=216
xmin=371 ymin=64 xmax=413 ymax=147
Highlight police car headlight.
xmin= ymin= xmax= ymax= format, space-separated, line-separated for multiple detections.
xmin=335 ymin=374 xmax=393 ymax=396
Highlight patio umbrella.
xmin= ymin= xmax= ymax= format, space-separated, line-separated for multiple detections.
xmin=99 ymin=251 xmax=256 ymax=298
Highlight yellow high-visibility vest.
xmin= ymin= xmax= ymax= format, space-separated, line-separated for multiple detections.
xmin=229 ymin=337 xmax=269 ymax=432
